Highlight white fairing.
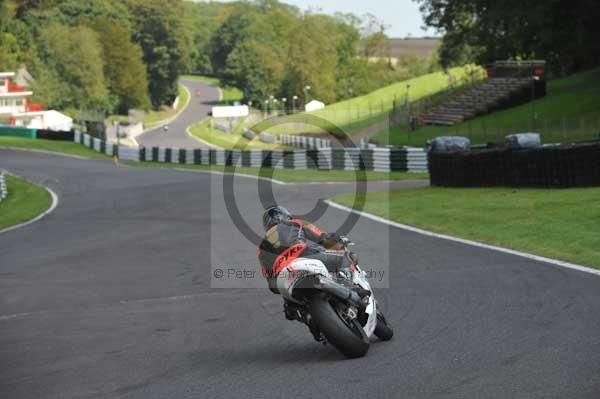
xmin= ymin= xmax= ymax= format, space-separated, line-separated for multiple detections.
xmin=354 ymin=266 xmax=377 ymax=337
xmin=277 ymin=258 xmax=378 ymax=337
xmin=276 ymin=258 xmax=329 ymax=300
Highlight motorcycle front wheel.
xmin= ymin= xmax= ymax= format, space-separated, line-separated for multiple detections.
xmin=309 ymin=294 xmax=369 ymax=358
xmin=374 ymin=310 xmax=394 ymax=341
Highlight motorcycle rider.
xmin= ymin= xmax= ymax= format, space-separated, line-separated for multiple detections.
xmin=257 ymin=205 xmax=356 ymax=295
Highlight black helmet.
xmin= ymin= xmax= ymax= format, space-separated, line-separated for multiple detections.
xmin=263 ymin=206 xmax=292 ymax=230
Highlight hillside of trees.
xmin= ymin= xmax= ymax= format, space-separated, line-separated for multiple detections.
xmin=0 ymin=0 xmax=439 ymax=115
xmin=417 ymin=0 xmax=600 ymax=75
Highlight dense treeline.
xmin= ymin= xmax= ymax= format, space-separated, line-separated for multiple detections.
xmin=416 ymin=0 xmax=600 ymax=75
xmin=0 ymin=0 xmax=198 ymax=113
xmin=0 ymin=0 xmax=439 ymax=114
xmin=202 ymin=1 xmax=439 ymax=105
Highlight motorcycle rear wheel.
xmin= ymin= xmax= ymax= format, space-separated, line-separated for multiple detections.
xmin=309 ymin=294 xmax=369 ymax=358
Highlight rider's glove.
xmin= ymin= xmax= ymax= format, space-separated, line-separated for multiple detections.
xmin=323 ymin=232 xmax=343 ymax=243
xmin=320 ymin=232 xmax=344 ymax=249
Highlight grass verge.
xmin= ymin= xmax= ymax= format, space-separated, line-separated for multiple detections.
xmin=180 ymin=75 xmax=243 ymax=104
xmin=106 ymin=84 xmax=190 ymax=131
xmin=0 ymin=174 xmax=52 ymax=230
xmin=256 ymin=65 xmax=483 ymax=136
xmin=375 ymin=68 xmax=600 ymax=146
xmin=188 ymin=119 xmax=287 ymax=150
xmin=0 ymin=136 xmax=108 ymax=159
xmin=142 ymin=84 xmax=190 ymax=130
xmin=333 ymin=186 xmax=600 ymax=268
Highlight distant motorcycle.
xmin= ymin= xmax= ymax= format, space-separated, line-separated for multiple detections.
xmin=279 ymin=236 xmax=393 ymax=358
xmin=163 ymin=125 xmax=169 ymax=132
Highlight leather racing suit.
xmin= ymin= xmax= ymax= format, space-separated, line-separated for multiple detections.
xmin=257 ymin=218 xmax=349 ymax=294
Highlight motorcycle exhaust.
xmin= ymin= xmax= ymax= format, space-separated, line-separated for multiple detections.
xmin=314 ymin=275 xmax=365 ymax=309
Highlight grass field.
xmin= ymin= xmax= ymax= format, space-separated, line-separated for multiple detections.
xmin=255 ymin=65 xmax=484 ymax=136
xmin=375 ymin=68 xmax=600 ymax=146
xmin=188 ymin=119 xmax=289 ymax=150
xmin=333 ymin=186 xmax=600 ymax=268
xmin=180 ymin=75 xmax=243 ymax=104
xmin=0 ymin=136 xmax=109 ymax=159
xmin=126 ymin=161 xmax=428 ymax=183
xmin=0 ymin=174 xmax=52 ymax=230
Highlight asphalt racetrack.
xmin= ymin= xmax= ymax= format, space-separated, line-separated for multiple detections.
xmin=1 ymin=150 xmax=599 ymax=398
xmin=136 ymin=79 xmax=219 ymax=149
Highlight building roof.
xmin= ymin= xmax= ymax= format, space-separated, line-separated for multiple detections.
xmin=0 ymin=91 xmax=33 ymax=97
xmin=15 ymin=65 xmax=34 ymax=87
xmin=0 ymin=72 xmax=16 ymax=78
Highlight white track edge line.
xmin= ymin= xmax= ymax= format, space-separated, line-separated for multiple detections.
xmin=0 ymin=175 xmax=59 ymax=235
xmin=0 ymin=146 xmax=90 ymax=159
xmin=324 ymin=200 xmax=600 ymax=277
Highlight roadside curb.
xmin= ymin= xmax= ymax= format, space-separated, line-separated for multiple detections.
xmin=325 ymin=200 xmax=600 ymax=277
xmin=0 ymin=172 xmax=59 ymax=235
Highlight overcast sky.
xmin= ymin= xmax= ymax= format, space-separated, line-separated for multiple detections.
xmin=192 ymin=0 xmax=436 ymax=38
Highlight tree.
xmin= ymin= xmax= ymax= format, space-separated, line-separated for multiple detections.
xmin=0 ymin=0 xmax=36 ymax=71
xmin=92 ymin=18 xmax=150 ymax=113
xmin=416 ymin=0 xmax=600 ymax=74
xmin=36 ymin=23 xmax=109 ymax=110
xmin=0 ymin=33 xmax=20 ymax=71
xmin=360 ymin=13 xmax=390 ymax=58
xmin=125 ymin=0 xmax=192 ymax=108
xmin=282 ymin=14 xmax=338 ymax=104
xmin=224 ymin=39 xmax=284 ymax=102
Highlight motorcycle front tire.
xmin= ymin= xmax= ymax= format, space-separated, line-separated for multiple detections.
xmin=374 ymin=310 xmax=394 ymax=341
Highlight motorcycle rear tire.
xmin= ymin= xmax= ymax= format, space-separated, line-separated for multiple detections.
xmin=309 ymin=295 xmax=369 ymax=358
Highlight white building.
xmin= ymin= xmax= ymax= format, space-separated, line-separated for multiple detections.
xmin=1 ymin=69 xmax=71 ymax=131
xmin=0 ymin=72 xmax=34 ymax=118
xmin=305 ymin=99 xmax=325 ymax=112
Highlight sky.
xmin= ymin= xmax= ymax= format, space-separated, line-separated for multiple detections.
xmin=193 ymin=0 xmax=436 ymax=38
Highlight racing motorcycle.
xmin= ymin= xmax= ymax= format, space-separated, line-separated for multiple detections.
xmin=276 ymin=236 xmax=393 ymax=358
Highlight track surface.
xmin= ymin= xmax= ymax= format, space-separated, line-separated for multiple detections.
xmin=136 ymin=79 xmax=219 ymax=149
xmin=1 ymin=150 xmax=599 ymax=399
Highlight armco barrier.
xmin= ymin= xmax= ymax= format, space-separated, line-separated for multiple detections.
xmin=73 ymin=132 xmax=427 ymax=173
xmin=429 ymin=141 xmax=600 ymax=187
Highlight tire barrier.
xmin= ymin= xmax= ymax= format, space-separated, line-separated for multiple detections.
xmin=279 ymin=134 xmax=331 ymax=149
xmin=259 ymin=132 xmax=276 ymax=144
xmin=242 ymin=129 xmax=256 ymax=140
xmin=35 ymin=129 xmax=74 ymax=141
xmin=429 ymin=141 xmax=600 ymax=187
xmin=73 ymin=131 xmax=427 ymax=173
xmin=0 ymin=172 xmax=7 ymax=202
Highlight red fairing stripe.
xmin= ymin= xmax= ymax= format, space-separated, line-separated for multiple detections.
xmin=290 ymin=218 xmax=323 ymax=236
xmin=272 ymin=243 xmax=307 ymax=277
